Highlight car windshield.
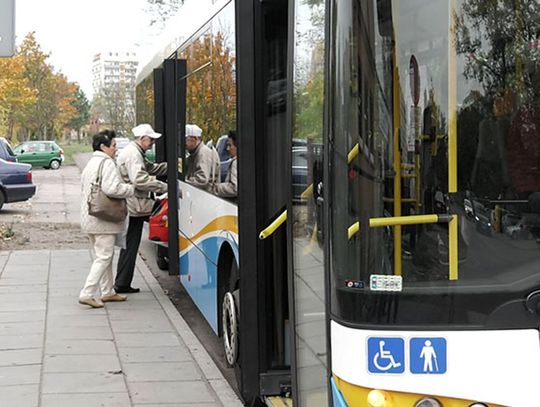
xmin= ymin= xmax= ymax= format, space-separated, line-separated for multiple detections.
xmin=116 ymin=138 xmax=130 ymax=149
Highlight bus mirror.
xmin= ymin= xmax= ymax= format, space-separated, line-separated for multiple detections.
xmin=377 ymin=0 xmax=393 ymax=37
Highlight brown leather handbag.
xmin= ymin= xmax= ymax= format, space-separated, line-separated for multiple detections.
xmin=87 ymin=159 xmax=127 ymax=222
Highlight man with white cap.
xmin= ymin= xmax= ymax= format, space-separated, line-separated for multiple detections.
xmin=115 ymin=123 xmax=168 ymax=293
xmin=185 ymin=124 xmax=220 ymax=192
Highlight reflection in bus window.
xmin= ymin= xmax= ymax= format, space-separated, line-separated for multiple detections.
xmin=328 ymin=0 xmax=540 ymax=328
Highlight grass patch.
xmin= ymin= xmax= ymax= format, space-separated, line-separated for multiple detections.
xmin=61 ymin=142 xmax=92 ymax=165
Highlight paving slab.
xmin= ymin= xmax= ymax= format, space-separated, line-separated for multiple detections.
xmin=118 ymin=346 xmax=192 ymax=364
xmin=0 ymin=383 xmax=39 ymax=407
xmin=128 ymin=381 xmax=216 ymax=404
xmin=42 ymin=372 xmax=127 ymax=393
xmin=0 ymin=248 xmax=243 ymax=406
xmin=43 ymin=354 xmax=121 ymax=373
xmin=122 ymin=361 xmax=202 ymax=382
xmin=0 ymin=348 xmax=42 ymax=367
xmin=41 ymin=393 xmax=131 ymax=407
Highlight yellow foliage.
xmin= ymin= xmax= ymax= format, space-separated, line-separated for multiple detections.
xmin=0 ymin=33 xmax=80 ymax=140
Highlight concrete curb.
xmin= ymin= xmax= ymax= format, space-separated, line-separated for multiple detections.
xmin=135 ymin=255 xmax=243 ymax=407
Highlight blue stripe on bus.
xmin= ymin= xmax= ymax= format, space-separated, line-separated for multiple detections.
xmin=179 ymin=235 xmax=238 ymax=334
xmin=331 ymin=377 xmax=349 ymax=407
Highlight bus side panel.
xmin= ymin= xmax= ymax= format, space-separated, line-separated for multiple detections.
xmin=177 ymin=181 xmax=238 ymax=334
xmin=180 ymin=234 xmax=235 ymax=333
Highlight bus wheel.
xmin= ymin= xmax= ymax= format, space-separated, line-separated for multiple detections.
xmin=222 ymin=291 xmax=238 ymax=367
xmin=156 ymin=246 xmax=169 ymax=270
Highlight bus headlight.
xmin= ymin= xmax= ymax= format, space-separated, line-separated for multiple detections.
xmin=414 ymin=398 xmax=442 ymax=407
xmin=367 ymin=389 xmax=391 ymax=407
xmin=469 ymin=404 xmax=488 ymax=407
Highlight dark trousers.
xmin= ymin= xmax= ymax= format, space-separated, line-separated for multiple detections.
xmin=115 ymin=216 xmax=148 ymax=288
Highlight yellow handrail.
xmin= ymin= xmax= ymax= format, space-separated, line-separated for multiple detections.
xmin=348 ymin=222 xmax=360 ymax=240
xmin=348 ymin=143 xmax=360 ymax=164
xmin=259 ymin=210 xmax=287 ymax=240
xmin=449 ymin=215 xmax=458 ymax=280
xmin=300 ymin=184 xmax=313 ymax=200
xmin=369 ymin=214 xmax=454 ymax=228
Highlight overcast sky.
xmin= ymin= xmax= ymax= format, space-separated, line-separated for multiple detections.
xmin=15 ymin=0 xmax=148 ymax=99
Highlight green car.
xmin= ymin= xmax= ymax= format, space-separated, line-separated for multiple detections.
xmin=145 ymin=145 xmax=155 ymax=163
xmin=13 ymin=141 xmax=64 ymax=169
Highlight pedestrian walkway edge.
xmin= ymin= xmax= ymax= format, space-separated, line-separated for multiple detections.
xmin=135 ymin=255 xmax=243 ymax=407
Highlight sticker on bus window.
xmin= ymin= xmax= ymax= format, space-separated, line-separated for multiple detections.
xmin=370 ymin=275 xmax=402 ymax=292
xmin=345 ymin=280 xmax=365 ymax=289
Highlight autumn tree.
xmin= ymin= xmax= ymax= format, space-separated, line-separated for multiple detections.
xmin=181 ymin=31 xmax=236 ymax=143
xmin=5 ymin=33 xmax=80 ymax=141
xmin=0 ymin=54 xmax=36 ymax=141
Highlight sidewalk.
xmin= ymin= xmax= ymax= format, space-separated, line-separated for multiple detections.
xmin=0 ymin=248 xmax=243 ymax=407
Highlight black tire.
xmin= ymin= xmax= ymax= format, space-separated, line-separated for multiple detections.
xmin=49 ymin=160 xmax=61 ymax=170
xmin=156 ymin=246 xmax=169 ymax=270
xmin=0 ymin=190 xmax=5 ymax=211
xmin=222 ymin=291 xmax=239 ymax=367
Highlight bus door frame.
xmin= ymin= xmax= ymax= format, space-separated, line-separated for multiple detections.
xmin=153 ymin=57 xmax=187 ymax=277
xmin=237 ymin=0 xmax=293 ymax=402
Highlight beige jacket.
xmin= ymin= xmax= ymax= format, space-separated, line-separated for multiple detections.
xmin=80 ymin=152 xmax=135 ymax=234
xmin=214 ymin=157 xmax=237 ymax=198
xmin=117 ymin=141 xmax=168 ymax=217
xmin=186 ymin=142 xmax=220 ymax=192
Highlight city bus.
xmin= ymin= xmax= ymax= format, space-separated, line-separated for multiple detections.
xmin=136 ymin=0 xmax=540 ymax=406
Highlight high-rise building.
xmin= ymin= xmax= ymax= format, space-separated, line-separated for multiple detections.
xmin=91 ymin=51 xmax=139 ymax=132
xmin=92 ymin=51 xmax=138 ymax=96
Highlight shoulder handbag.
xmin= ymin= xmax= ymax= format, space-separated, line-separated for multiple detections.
xmin=88 ymin=159 xmax=128 ymax=222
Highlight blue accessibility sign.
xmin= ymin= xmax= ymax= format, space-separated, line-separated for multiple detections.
xmin=367 ymin=337 xmax=404 ymax=374
xmin=409 ymin=337 xmax=447 ymax=374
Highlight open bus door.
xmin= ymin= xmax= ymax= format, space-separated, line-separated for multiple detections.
xmin=150 ymin=59 xmax=186 ymax=278
xmin=237 ymin=0 xmax=294 ymax=404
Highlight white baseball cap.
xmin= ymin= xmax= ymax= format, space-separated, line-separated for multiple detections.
xmin=132 ymin=123 xmax=162 ymax=139
xmin=185 ymin=124 xmax=203 ymax=137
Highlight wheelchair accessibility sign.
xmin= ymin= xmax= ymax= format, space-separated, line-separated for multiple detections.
xmin=367 ymin=337 xmax=446 ymax=374
xmin=367 ymin=337 xmax=405 ymax=373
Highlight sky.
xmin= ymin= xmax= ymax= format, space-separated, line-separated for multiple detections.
xmin=15 ymin=0 xmax=149 ymax=99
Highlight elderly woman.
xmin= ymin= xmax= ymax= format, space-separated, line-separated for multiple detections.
xmin=79 ymin=130 xmax=135 ymax=308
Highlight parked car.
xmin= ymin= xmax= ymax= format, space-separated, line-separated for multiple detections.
xmin=114 ymin=137 xmax=131 ymax=159
xmin=145 ymin=144 xmax=156 ymax=163
xmin=0 ymin=159 xmax=36 ymax=210
xmin=292 ymin=146 xmax=308 ymax=202
xmin=0 ymin=138 xmax=17 ymax=162
xmin=13 ymin=141 xmax=64 ymax=169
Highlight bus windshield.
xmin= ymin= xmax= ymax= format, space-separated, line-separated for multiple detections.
xmin=328 ymin=0 xmax=540 ymax=328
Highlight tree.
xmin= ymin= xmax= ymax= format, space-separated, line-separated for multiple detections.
xmin=0 ymin=33 xmax=79 ymax=142
xmin=68 ymin=88 xmax=91 ymax=142
xmin=181 ymin=31 xmax=236 ymax=143
xmin=455 ymin=0 xmax=540 ymax=107
xmin=0 ymin=54 xmax=36 ymax=141
xmin=145 ymin=0 xmax=183 ymax=29
xmin=91 ymin=81 xmax=135 ymax=135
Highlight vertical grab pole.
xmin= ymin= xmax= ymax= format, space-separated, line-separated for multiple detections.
xmin=393 ymin=41 xmax=402 ymax=275
xmin=448 ymin=0 xmax=457 ymax=194
xmin=448 ymin=3 xmax=459 ymax=280
xmin=449 ymin=215 xmax=458 ymax=280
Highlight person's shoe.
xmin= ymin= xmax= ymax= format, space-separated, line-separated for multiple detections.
xmin=101 ymin=293 xmax=127 ymax=302
xmin=114 ymin=286 xmax=140 ymax=294
xmin=78 ymin=297 xmax=104 ymax=308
